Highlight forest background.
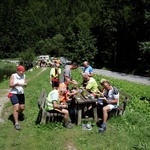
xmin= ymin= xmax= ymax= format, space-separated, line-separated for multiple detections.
xmin=0 ymin=0 xmax=150 ymax=76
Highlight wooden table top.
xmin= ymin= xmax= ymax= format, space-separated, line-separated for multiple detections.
xmin=73 ymin=89 xmax=97 ymax=104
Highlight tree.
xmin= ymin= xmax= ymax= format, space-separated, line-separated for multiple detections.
xmin=64 ymin=12 xmax=97 ymax=65
xmin=19 ymin=48 xmax=35 ymax=70
xmin=34 ymin=34 xmax=65 ymax=56
xmin=138 ymin=42 xmax=150 ymax=75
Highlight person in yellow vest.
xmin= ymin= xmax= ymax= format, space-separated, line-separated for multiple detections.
xmin=50 ymin=64 xmax=61 ymax=89
xmin=45 ymin=88 xmax=72 ymax=128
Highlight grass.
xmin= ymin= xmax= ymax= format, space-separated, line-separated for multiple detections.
xmin=0 ymin=67 xmax=150 ymax=150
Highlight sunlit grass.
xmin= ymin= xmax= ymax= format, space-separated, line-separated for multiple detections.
xmin=0 ymin=68 xmax=149 ymax=150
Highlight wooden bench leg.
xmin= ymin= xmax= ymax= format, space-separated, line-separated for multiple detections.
xmin=41 ymin=110 xmax=47 ymax=124
xmin=35 ymin=109 xmax=42 ymax=124
xmin=77 ymin=105 xmax=82 ymax=125
xmin=92 ymin=103 xmax=98 ymax=122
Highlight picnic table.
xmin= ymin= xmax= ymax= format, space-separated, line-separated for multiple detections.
xmin=73 ymin=89 xmax=98 ymax=125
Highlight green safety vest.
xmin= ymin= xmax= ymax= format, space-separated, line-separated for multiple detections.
xmin=45 ymin=90 xmax=59 ymax=111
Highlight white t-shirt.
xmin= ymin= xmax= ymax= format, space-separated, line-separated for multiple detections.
xmin=104 ymin=87 xmax=119 ymax=105
xmin=10 ymin=73 xmax=26 ymax=94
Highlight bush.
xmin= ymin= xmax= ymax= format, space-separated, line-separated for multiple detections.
xmin=19 ymin=48 xmax=35 ymax=70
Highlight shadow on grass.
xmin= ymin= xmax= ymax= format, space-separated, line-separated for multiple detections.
xmin=8 ymin=113 xmax=25 ymax=125
xmin=8 ymin=114 xmax=15 ymax=125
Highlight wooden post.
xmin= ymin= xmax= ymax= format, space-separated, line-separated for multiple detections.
xmin=41 ymin=110 xmax=47 ymax=124
xmin=77 ymin=104 xmax=82 ymax=125
xmin=92 ymin=103 xmax=98 ymax=122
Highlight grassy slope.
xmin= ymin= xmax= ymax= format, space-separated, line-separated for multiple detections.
xmin=0 ymin=68 xmax=150 ymax=150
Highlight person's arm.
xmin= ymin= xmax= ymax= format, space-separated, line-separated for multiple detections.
xmin=50 ymin=76 xmax=52 ymax=84
xmin=53 ymin=101 xmax=67 ymax=109
xmin=9 ymin=75 xmax=19 ymax=88
xmin=103 ymin=92 xmax=119 ymax=104
xmin=86 ymin=82 xmax=93 ymax=91
xmin=65 ymin=76 xmax=78 ymax=85
xmin=24 ymin=78 xmax=27 ymax=87
xmin=97 ymin=89 xmax=104 ymax=97
xmin=67 ymin=90 xmax=78 ymax=97
xmin=89 ymin=67 xmax=93 ymax=77
xmin=58 ymin=68 xmax=61 ymax=75
xmin=103 ymin=97 xmax=118 ymax=104
xmin=89 ymin=72 xmax=93 ymax=77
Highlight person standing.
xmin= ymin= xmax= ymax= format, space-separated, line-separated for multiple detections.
xmin=8 ymin=65 xmax=27 ymax=130
xmin=50 ymin=64 xmax=61 ymax=89
xmin=82 ymin=61 xmax=93 ymax=87
xmin=83 ymin=61 xmax=93 ymax=77
xmin=61 ymin=62 xmax=78 ymax=86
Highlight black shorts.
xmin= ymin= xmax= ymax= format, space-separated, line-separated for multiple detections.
xmin=54 ymin=108 xmax=63 ymax=113
xmin=52 ymin=81 xmax=59 ymax=88
xmin=10 ymin=94 xmax=25 ymax=105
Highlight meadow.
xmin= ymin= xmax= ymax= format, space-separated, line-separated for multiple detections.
xmin=0 ymin=67 xmax=149 ymax=150
xmin=0 ymin=62 xmax=16 ymax=82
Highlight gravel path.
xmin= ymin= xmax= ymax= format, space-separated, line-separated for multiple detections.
xmin=93 ymin=69 xmax=150 ymax=86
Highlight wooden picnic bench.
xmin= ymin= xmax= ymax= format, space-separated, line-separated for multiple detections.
xmin=36 ymin=89 xmax=63 ymax=124
xmin=109 ymin=90 xmax=131 ymax=117
xmin=73 ymin=88 xmax=131 ymax=125
xmin=73 ymin=89 xmax=98 ymax=125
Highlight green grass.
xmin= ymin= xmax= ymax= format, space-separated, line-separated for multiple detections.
xmin=0 ymin=68 xmax=150 ymax=150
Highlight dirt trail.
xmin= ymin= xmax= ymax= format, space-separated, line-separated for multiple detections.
xmin=0 ymin=68 xmax=47 ymax=123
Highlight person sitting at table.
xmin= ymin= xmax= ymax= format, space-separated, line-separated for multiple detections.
xmin=82 ymin=73 xmax=99 ymax=95
xmin=98 ymin=80 xmax=119 ymax=133
xmin=82 ymin=73 xmax=99 ymax=116
xmin=58 ymin=80 xmax=78 ymax=104
xmin=45 ymin=87 xmax=72 ymax=128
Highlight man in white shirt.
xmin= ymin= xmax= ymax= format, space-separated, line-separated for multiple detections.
xmin=98 ymin=80 xmax=119 ymax=133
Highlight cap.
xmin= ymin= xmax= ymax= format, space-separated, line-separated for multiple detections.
xmin=17 ymin=65 xmax=25 ymax=72
xmin=100 ymin=78 xmax=107 ymax=84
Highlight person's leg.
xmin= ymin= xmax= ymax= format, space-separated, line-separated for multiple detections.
xmin=102 ymin=105 xmax=111 ymax=124
xmin=55 ymin=108 xmax=72 ymax=128
xmin=19 ymin=104 xmax=25 ymax=121
xmin=17 ymin=94 xmax=25 ymax=113
xmin=60 ymin=109 xmax=71 ymax=124
xmin=17 ymin=94 xmax=25 ymax=121
xmin=99 ymin=105 xmax=111 ymax=133
xmin=99 ymin=105 xmax=115 ymax=133
xmin=13 ymin=104 xmax=20 ymax=124
xmin=10 ymin=95 xmax=19 ymax=124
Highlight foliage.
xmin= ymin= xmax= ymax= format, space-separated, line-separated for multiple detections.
xmin=35 ymin=34 xmax=65 ymax=56
xmin=0 ymin=0 xmax=150 ymax=75
xmin=64 ymin=12 xmax=97 ymax=65
xmin=19 ymin=48 xmax=35 ymax=70
xmin=0 ymin=62 xmax=16 ymax=82
xmin=138 ymin=42 xmax=150 ymax=75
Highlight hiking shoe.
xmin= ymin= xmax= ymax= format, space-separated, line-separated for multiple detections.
xmin=14 ymin=124 xmax=21 ymax=130
xmin=65 ymin=123 xmax=73 ymax=129
xmin=98 ymin=124 xmax=106 ymax=133
xmin=82 ymin=123 xmax=92 ymax=130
